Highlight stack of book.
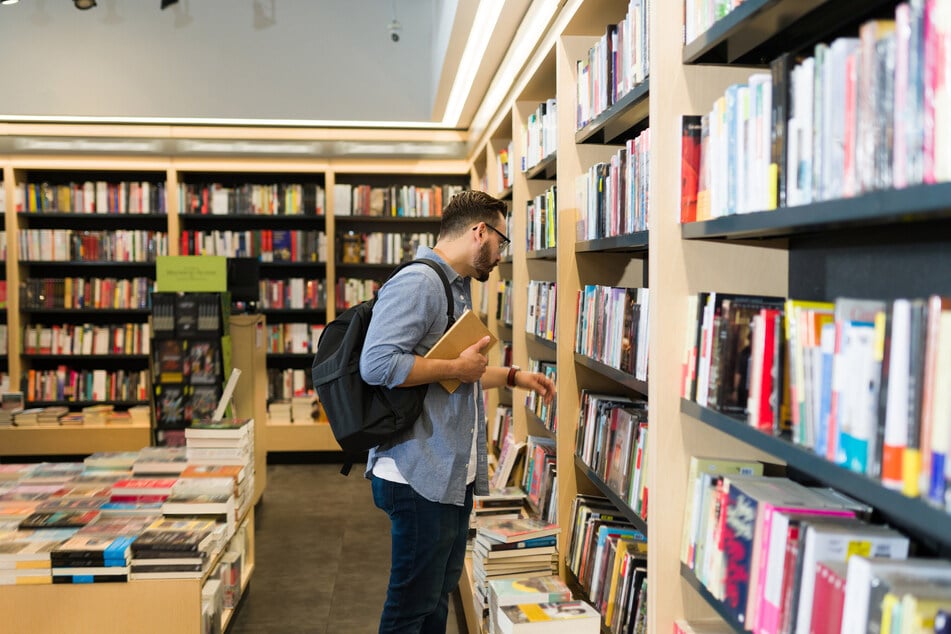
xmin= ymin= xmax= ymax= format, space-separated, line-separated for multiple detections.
xmin=267 ymin=400 xmax=292 ymax=424
xmin=496 ymin=600 xmax=601 ymax=633
xmin=83 ymin=451 xmax=139 ymax=474
xmin=12 ymin=408 xmax=43 ymax=426
xmin=81 ymin=403 xmax=114 ymax=425
xmin=50 ymin=515 xmax=154 ymax=584
xmin=162 ymin=476 xmax=236 ymax=539
xmin=472 ymin=518 xmax=560 ymax=619
xmin=127 ymin=404 xmax=151 ymax=426
xmin=132 ymin=446 xmax=188 ymax=476
xmin=486 ymin=575 xmax=572 ymax=634
xmin=0 ymin=391 xmax=24 ymax=426
xmin=109 ymin=477 xmax=177 ymax=504
xmin=184 ymin=418 xmax=254 ymax=517
xmin=129 ymin=517 xmax=222 ymax=580
xmin=36 ymin=406 xmax=68 ymax=426
xmin=0 ymin=531 xmax=65 ymax=585
xmin=471 ymin=486 xmax=527 ymax=534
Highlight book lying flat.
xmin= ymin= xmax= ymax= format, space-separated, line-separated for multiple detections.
xmin=424 ymin=309 xmax=497 ymax=394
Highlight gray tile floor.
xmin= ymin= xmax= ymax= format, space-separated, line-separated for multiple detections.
xmin=228 ymin=463 xmax=467 ymax=634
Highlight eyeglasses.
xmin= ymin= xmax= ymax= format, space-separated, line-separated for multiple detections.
xmin=483 ymin=223 xmax=510 ymax=252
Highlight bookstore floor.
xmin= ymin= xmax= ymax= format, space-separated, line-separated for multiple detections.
xmin=229 ymin=462 xmax=466 ymax=634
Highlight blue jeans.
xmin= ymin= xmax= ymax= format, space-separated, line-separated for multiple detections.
xmin=371 ymin=476 xmax=473 ymax=634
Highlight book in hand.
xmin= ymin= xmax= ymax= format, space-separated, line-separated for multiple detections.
xmin=497 ymin=600 xmax=600 ymax=633
xmin=424 ymin=309 xmax=498 ymax=393
xmin=478 ymin=517 xmax=560 ymax=544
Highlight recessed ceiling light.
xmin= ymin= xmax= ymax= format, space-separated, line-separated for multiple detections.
xmin=73 ymin=0 xmax=97 ymax=9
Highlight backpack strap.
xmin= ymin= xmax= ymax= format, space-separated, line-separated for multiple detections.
xmin=384 ymin=258 xmax=456 ymax=333
xmin=339 ymin=260 xmax=456 ymax=476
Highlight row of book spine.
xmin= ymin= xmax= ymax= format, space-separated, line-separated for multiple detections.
xmin=264 ymin=323 xmax=324 ymax=354
xmin=576 ymin=129 xmax=650 ymax=240
xmin=575 ymin=285 xmax=650 ymax=380
xmin=179 ymin=182 xmax=325 ymax=216
xmin=337 ymin=231 xmax=434 ymax=265
xmin=681 ymin=3 xmax=951 ymax=222
xmin=24 ymin=367 xmax=149 ymax=403
xmin=575 ymin=391 xmax=649 ymax=517
xmin=334 ymin=277 xmax=380 ymax=310
xmin=496 ymin=142 xmax=513 ymax=192
xmin=525 ymin=186 xmax=557 ymax=252
xmin=682 ymin=291 xmax=951 ymax=514
xmin=258 ymin=278 xmax=326 ymax=310
xmin=521 ymin=99 xmax=558 ymax=172
xmin=525 ymin=358 xmax=557 ymax=433
xmin=331 ymin=183 xmax=463 ymax=217
xmin=522 ymin=435 xmax=557 ymax=522
xmin=566 ymin=494 xmax=648 ymax=634
xmin=266 ymin=368 xmax=313 ymax=401
xmin=16 ymin=181 xmax=167 ymax=214
xmin=677 ymin=457 xmax=951 ymax=634
xmin=20 ymin=278 xmax=154 ymax=310
xmin=575 ymin=0 xmax=649 ymax=130
xmin=526 ymin=280 xmax=557 ymax=343
xmin=179 ymin=229 xmax=327 ymax=263
xmin=18 ymin=229 xmax=168 ymax=262
xmin=496 ymin=279 xmax=514 ymax=328
xmin=22 ymin=322 xmax=151 ymax=356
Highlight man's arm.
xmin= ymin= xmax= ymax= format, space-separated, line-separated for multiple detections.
xmin=482 ymin=366 xmax=556 ymax=404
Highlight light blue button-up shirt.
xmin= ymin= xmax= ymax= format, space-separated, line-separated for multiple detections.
xmin=360 ymin=246 xmax=490 ymax=505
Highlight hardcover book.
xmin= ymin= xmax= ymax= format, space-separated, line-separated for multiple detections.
xmin=424 ymin=309 xmax=498 ymax=393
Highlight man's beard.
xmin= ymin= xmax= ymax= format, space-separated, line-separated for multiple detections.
xmin=473 ymin=241 xmax=495 ymax=282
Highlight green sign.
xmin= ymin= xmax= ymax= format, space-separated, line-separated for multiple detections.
xmin=156 ymin=255 xmax=227 ymax=292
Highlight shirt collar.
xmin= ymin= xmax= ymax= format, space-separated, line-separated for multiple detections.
xmin=416 ymin=245 xmax=463 ymax=284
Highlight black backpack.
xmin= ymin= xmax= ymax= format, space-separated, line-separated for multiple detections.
xmin=311 ymin=259 xmax=455 ymax=474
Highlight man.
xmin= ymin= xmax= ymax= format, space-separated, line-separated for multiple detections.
xmin=360 ymin=190 xmax=555 ymax=633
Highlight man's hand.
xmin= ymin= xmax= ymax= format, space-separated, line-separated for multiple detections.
xmin=516 ymin=370 xmax=556 ymax=404
xmin=455 ymin=335 xmax=491 ymax=383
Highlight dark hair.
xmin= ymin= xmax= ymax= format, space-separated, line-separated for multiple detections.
xmin=439 ymin=190 xmax=507 ymax=239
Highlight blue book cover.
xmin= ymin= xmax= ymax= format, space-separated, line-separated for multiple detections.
xmin=721 ymin=483 xmax=757 ymax=626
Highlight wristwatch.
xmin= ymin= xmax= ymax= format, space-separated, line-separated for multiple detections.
xmin=506 ymin=366 xmax=521 ymax=388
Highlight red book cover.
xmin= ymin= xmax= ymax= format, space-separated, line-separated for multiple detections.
xmin=680 ymin=115 xmax=703 ymax=223
xmin=809 ymin=561 xmax=847 ymax=634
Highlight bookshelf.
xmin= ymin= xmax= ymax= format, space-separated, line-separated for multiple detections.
xmin=0 ymin=156 xmax=471 ymax=457
xmin=665 ymin=0 xmax=951 ymax=631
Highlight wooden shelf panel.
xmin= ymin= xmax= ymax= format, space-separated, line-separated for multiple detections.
xmin=0 ymin=425 xmax=151 ymax=456
xmin=575 ymin=79 xmax=650 ymax=146
xmin=527 ymin=333 xmax=557 ymax=351
xmin=27 ymin=400 xmax=149 ymax=408
xmin=574 ymin=354 xmax=647 ymax=395
xmin=574 ymin=454 xmax=648 ymax=536
xmin=265 ymin=421 xmax=340 ymax=452
xmin=523 ymin=153 xmax=557 ymax=181
xmin=526 ymin=247 xmax=557 ymax=261
xmin=681 ymin=399 xmax=951 ymax=555
xmin=682 ymin=0 xmax=894 ymax=65
xmin=575 ymin=231 xmax=648 ymax=254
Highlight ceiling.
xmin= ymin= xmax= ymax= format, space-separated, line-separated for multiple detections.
xmin=0 ymin=0 xmax=532 ymax=131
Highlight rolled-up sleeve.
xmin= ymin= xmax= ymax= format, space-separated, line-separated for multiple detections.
xmin=359 ymin=268 xmax=443 ymax=389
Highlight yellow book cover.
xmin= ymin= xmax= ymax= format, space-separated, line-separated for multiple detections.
xmin=424 ymin=309 xmax=497 ymax=394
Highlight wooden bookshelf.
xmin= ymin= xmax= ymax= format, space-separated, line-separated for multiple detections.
xmin=265 ymin=421 xmax=340 ymax=452
xmin=0 ymin=424 xmax=151 ymax=456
